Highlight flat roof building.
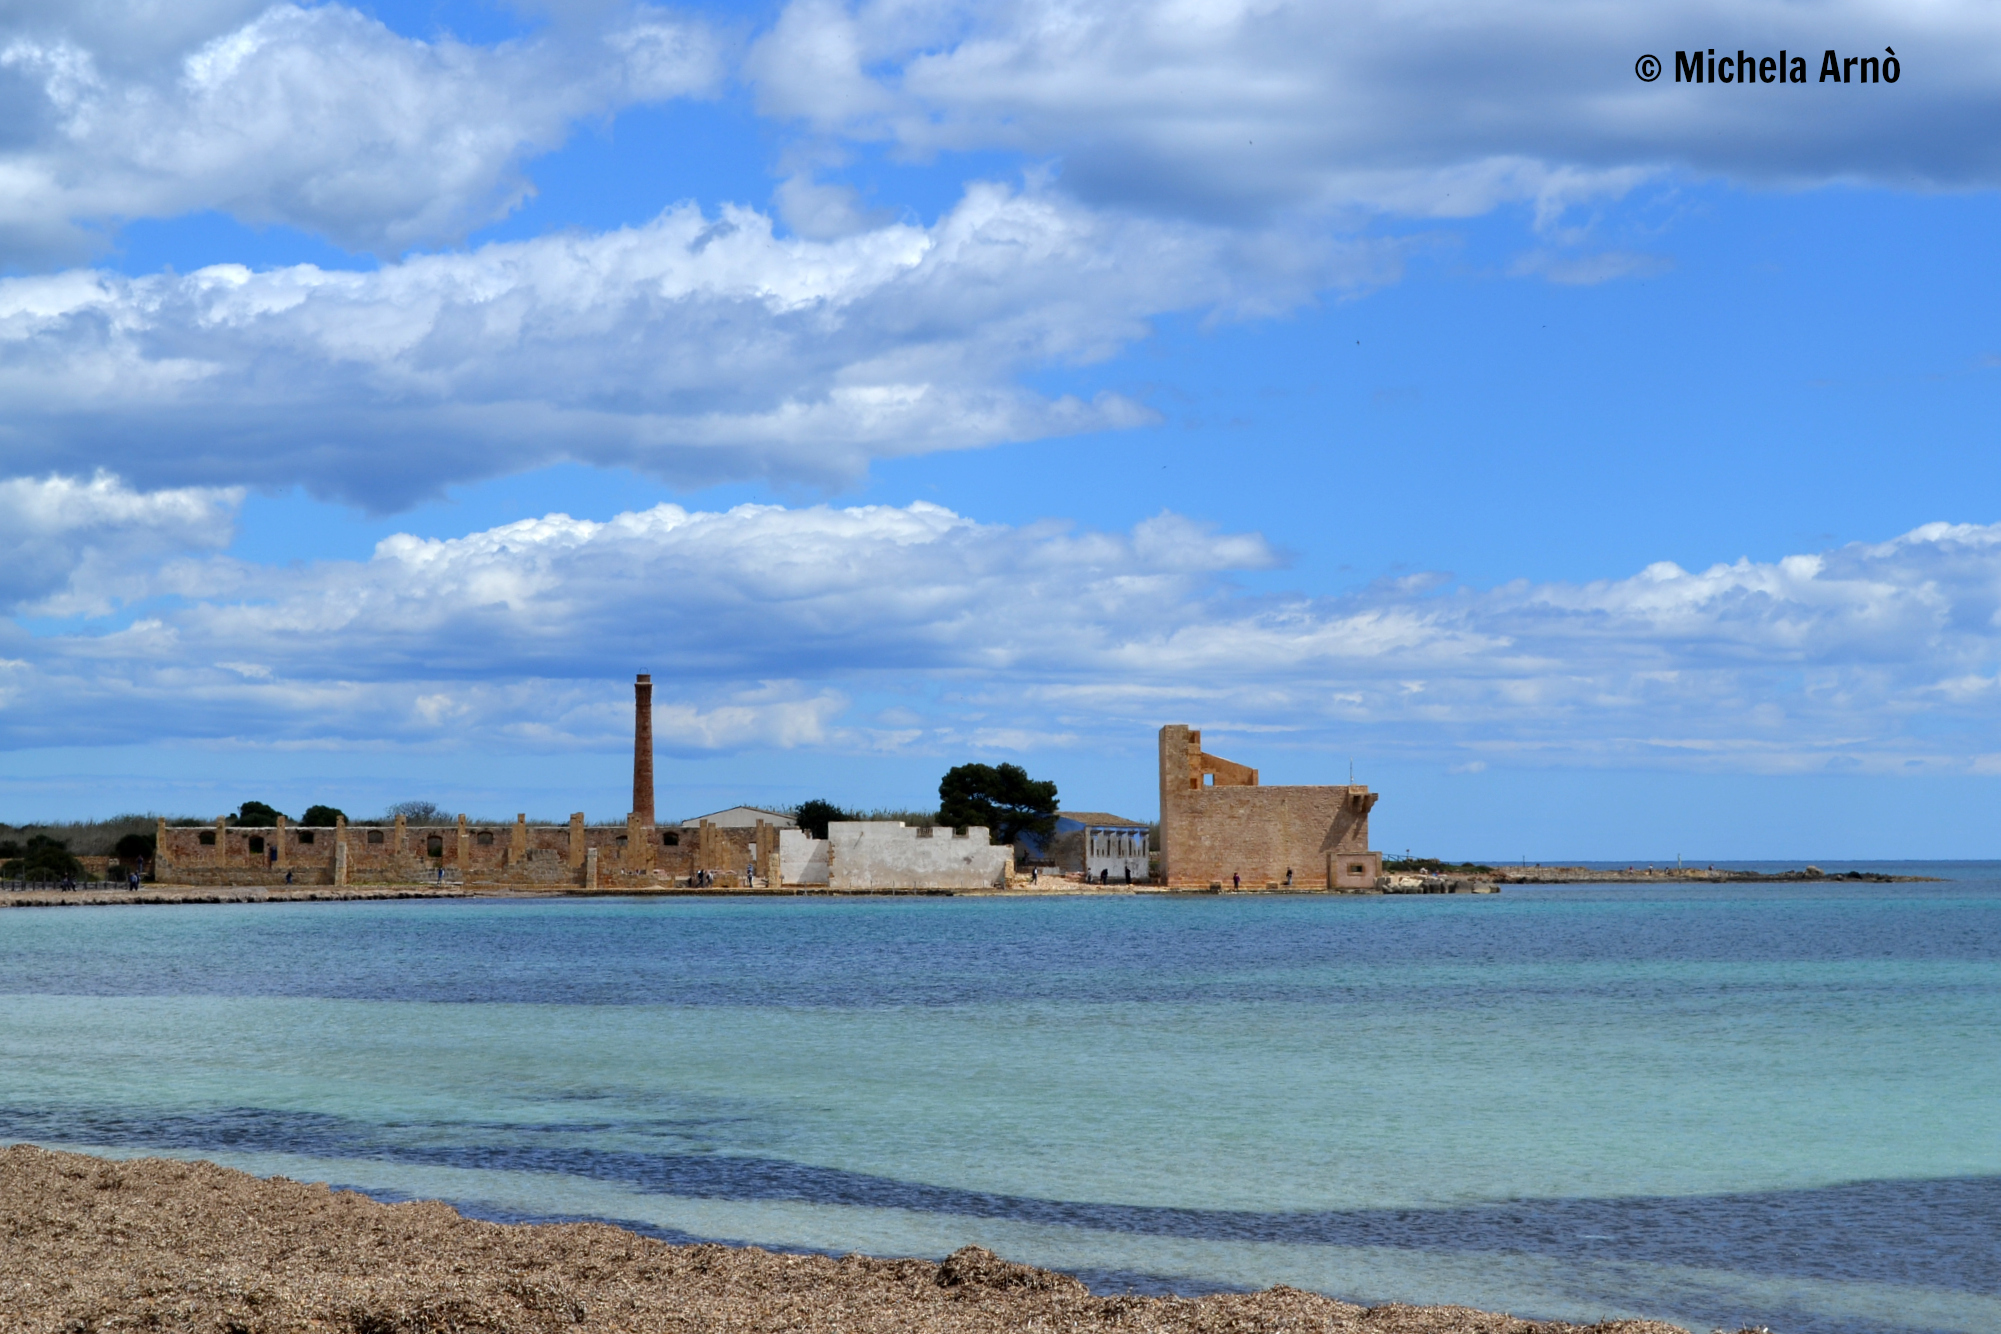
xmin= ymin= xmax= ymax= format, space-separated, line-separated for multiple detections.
xmin=1158 ymin=725 xmax=1379 ymax=891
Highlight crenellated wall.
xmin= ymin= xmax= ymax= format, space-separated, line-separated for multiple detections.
xmin=774 ymin=822 xmax=1011 ymax=890
xmin=155 ymin=814 xmax=781 ymax=889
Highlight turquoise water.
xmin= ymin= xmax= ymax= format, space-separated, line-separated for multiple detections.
xmin=2 ymin=872 xmax=1997 ymax=1333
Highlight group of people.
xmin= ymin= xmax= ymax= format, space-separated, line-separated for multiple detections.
xmin=15 ymin=866 xmax=148 ymax=892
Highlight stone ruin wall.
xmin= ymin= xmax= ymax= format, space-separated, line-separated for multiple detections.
xmin=156 ymin=814 xmax=782 ymax=889
xmin=1157 ymin=724 xmax=1381 ymax=890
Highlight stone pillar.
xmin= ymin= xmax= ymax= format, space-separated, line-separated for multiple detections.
xmin=585 ymin=845 xmax=599 ymax=890
xmin=633 ymin=673 xmax=655 ymax=826
xmin=335 ymin=815 xmax=349 ymax=886
xmin=1157 ymin=725 xmax=1191 ymax=885
xmin=626 ymin=810 xmax=654 ymax=870
xmin=697 ymin=820 xmax=717 ymax=875
xmin=456 ymin=814 xmax=469 ymax=870
xmin=511 ymin=813 xmax=527 ymax=866
xmin=394 ymin=812 xmax=407 ymax=855
xmin=154 ymin=817 xmax=167 ymax=881
xmin=275 ymin=814 xmax=289 ymax=870
xmin=567 ymin=813 xmax=585 ymax=868
xmin=755 ymin=821 xmax=777 ymax=886
xmin=214 ymin=816 xmax=227 ymax=869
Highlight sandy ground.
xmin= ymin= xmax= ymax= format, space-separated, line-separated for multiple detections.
xmin=0 ymin=1146 xmax=1716 ymax=1334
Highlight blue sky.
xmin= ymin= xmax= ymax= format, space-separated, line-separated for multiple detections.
xmin=1 ymin=0 xmax=1998 ymax=857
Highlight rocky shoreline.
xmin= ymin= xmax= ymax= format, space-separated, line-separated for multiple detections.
xmin=1 ymin=863 xmax=1938 ymax=910
xmin=0 ymin=1145 xmax=1714 ymax=1334
xmin=1491 ymin=864 xmax=1937 ymax=885
xmin=0 ymin=885 xmax=476 ymax=909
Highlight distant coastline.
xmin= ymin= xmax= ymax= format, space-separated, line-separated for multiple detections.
xmin=1492 ymin=864 xmax=1940 ymax=884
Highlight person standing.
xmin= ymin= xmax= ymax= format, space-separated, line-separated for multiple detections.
xmin=1285 ymin=868 xmax=1293 ymax=888
xmin=1232 ymin=871 xmax=1240 ymax=890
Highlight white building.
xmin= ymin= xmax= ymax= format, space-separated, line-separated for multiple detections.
xmin=778 ymin=822 xmax=1010 ymax=891
xmin=1052 ymin=811 xmax=1151 ymax=882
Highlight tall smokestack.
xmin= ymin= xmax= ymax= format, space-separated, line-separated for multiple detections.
xmin=633 ymin=673 xmax=654 ymax=825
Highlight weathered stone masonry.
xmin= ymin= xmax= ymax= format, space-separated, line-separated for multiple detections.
xmin=1157 ymin=724 xmax=1380 ymax=890
xmin=153 ymin=812 xmax=777 ymax=889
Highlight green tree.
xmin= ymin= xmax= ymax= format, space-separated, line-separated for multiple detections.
xmin=2 ymin=834 xmax=85 ymax=881
xmin=937 ymin=763 xmax=1058 ymax=848
xmin=234 ymin=801 xmax=286 ymax=826
xmin=300 ymin=804 xmax=347 ymax=827
xmin=791 ymin=799 xmax=851 ymax=839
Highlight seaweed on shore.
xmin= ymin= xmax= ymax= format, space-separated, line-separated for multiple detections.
xmin=0 ymin=1144 xmax=1704 ymax=1334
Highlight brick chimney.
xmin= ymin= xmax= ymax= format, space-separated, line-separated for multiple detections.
xmin=633 ymin=673 xmax=655 ymax=827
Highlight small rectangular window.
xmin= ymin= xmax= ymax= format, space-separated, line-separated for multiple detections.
xmin=476 ymin=831 xmax=494 ymax=846
xmin=197 ymin=831 xmax=216 ymax=846
xmin=247 ymin=836 xmax=265 ymax=854
xmin=298 ymin=830 xmax=315 ymax=844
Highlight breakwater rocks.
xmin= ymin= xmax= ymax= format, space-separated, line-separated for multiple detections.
xmin=0 ymin=1144 xmax=1702 ymax=1334
xmin=1494 ymin=865 xmax=1936 ymax=885
xmin=1377 ymin=874 xmax=1499 ymax=895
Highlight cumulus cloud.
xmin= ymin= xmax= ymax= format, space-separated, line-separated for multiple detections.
xmin=9 ymin=486 xmax=2001 ymax=773
xmin=747 ymin=0 xmax=2001 ymax=223
xmin=0 ymin=471 xmax=240 ymax=615
xmin=0 ymin=1 xmax=719 ymax=259
xmin=0 ymin=183 xmax=1388 ymax=505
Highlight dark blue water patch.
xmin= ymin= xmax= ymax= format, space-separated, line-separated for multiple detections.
xmin=261 ymin=1190 xmax=1995 ymax=1334
xmin=2 ymin=880 xmax=1998 ymax=1008
xmin=337 ymin=1184 xmax=1252 ymax=1299
xmin=6 ymin=1104 xmax=1995 ymax=1298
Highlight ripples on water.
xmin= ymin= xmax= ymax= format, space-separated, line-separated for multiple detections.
xmin=2 ymin=868 xmax=1996 ymax=1334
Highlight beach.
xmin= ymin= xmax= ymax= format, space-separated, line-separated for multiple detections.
xmin=0 ymin=1145 xmax=1693 ymax=1334
xmin=4 ymin=882 xmax=1990 ymax=1333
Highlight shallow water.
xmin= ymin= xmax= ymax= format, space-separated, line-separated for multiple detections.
xmin=2 ymin=868 xmax=1996 ymax=1333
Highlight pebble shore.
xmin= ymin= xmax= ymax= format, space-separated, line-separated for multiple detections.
xmin=0 ymin=1145 xmax=1712 ymax=1334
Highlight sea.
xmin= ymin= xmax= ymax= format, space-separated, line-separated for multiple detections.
xmin=2 ymin=865 xmax=1996 ymax=1334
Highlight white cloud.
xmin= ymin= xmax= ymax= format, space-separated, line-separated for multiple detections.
xmin=0 ymin=471 xmax=241 ymax=615
xmin=0 ymin=2 xmax=719 ymax=260
xmin=8 ymin=484 xmax=2001 ymax=773
xmin=747 ymin=0 xmax=2001 ymax=223
xmin=0 ymin=183 xmax=1389 ymax=505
